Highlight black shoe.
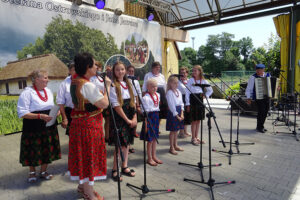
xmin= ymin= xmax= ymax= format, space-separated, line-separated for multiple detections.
xmin=256 ymin=128 xmax=265 ymax=133
xmin=263 ymin=128 xmax=268 ymax=132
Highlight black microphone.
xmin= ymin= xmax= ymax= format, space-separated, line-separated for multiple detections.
xmin=171 ymin=74 xmax=184 ymax=78
xmin=204 ymin=73 xmax=215 ymax=79
xmin=274 ymin=67 xmax=285 ymax=72
xmin=96 ymin=71 xmax=106 ymax=78
xmin=127 ymin=75 xmax=137 ymax=80
xmin=193 ymin=83 xmax=211 ymax=88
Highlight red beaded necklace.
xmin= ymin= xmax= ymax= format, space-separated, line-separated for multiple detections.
xmin=147 ymin=92 xmax=159 ymax=107
xmin=33 ymin=85 xmax=48 ymax=102
xmin=119 ymin=81 xmax=128 ymax=89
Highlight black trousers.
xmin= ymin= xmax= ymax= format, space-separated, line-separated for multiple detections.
xmin=255 ymin=99 xmax=270 ymax=130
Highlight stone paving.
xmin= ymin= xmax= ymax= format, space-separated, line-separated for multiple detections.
xmin=0 ymin=104 xmax=300 ymax=200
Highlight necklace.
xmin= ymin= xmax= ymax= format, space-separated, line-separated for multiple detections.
xmin=119 ymin=81 xmax=128 ymax=89
xmin=147 ymin=92 xmax=159 ymax=107
xmin=33 ymin=85 xmax=48 ymax=102
xmin=173 ymin=89 xmax=179 ymax=97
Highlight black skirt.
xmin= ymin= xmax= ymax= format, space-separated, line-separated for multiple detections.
xmin=109 ymin=99 xmax=136 ymax=147
xmin=65 ymin=107 xmax=72 ymax=136
xmin=182 ymin=94 xmax=191 ymax=125
xmin=157 ymin=87 xmax=167 ymax=119
xmin=190 ymin=93 xmax=205 ymax=121
xmin=20 ymin=110 xmax=61 ymax=167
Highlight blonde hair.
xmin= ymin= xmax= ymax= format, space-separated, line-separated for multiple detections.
xmin=179 ymin=66 xmax=189 ymax=73
xmin=167 ymin=76 xmax=178 ymax=91
xmin=146 ymin=78 xmax=158 ymax=88
xmin=28 ymin=69 xmax=48 ymax=84
xmin=193 ymin=65 xmax=204 ymax=80
xmin=112 ymin=61 xmax=135 ymax=108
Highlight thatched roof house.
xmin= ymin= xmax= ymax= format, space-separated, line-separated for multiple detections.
xmin=0 ymin=54 xmax=68 ymax=95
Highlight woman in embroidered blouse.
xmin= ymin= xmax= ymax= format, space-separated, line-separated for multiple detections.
xmin=56 ymin=63 xmax=76 ymax=135
xmin=109 ymin=61 xmax=137 ymax=181
xmin=17 ymin=69 xmax=61 ymax=183
xmin=185 ymin=65 xmax=213 ymax=145
xmin=68 ymin=53 xmax=110 ymax=200
xmin=142 ymin=62 xmax=167 ymax=120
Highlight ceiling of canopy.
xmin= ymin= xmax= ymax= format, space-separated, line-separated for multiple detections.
xmin=154 ymin=0 xmax=300 ymax=30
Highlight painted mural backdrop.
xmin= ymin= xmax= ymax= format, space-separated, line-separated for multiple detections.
xmin=0 ymin=0 xmax=162 ymax=79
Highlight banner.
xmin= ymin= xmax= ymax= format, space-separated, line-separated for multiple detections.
xmin=0 ymin=0 xmax=162 ymax=78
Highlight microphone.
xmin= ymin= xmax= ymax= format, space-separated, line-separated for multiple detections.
xmin=273 ymin=67 xmax=285 ymax=72
xmin=170 ymin=74 xmax=184 ymax=78
xmin=96 ymin=71 xmax=106 ymax=78
xmin=203 ymin=73 xmax=215 ymax=79
xmin=193 ymin=84 xmax=211 ymax=88
xmin=127 ymin=75 xmax=137 ymax=80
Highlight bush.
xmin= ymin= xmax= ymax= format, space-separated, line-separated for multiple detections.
xmin=225 ymin=82 xmax=240 ymax=98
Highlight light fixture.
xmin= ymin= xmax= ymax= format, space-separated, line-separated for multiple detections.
xmin=114 ymin=8 xmax=123 ymax=16
xmin=72 ymin=0 xmax=82 ymax=6
xmin=94 ymin=0 xmax=105 ymax=9
xmin=146 ymin=6 xmax=154 ymax=21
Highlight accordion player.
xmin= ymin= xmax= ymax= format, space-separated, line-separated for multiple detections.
xmin=245 ymin=64 xmax=271 ymax=133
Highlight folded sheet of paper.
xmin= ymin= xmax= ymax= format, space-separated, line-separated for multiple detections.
xmin=46 ymin=105 xmax=60 ymax=127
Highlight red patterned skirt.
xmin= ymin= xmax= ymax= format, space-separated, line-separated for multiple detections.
xmin=68 ymin=113 xmax=106 ymax=185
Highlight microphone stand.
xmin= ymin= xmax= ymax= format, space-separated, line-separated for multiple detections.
xmin=126 ymin=78 xmax=175 ymax=195
xmin=207 ymin=76 xmax=253 ymax=165
xmin=102 ymin=75 xmax=124 ymax=200
xmin=177 ymin=80 xmax=234 ymax=200
xmin=274 ymin=72 xmax=299 ymax=141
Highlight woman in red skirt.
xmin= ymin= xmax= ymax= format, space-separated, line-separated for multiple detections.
xmin=69 ymin=53 xmax=110 ymax=200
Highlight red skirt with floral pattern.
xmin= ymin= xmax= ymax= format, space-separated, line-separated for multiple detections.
xmin=68 ymin=113 xmax=106 ymax=184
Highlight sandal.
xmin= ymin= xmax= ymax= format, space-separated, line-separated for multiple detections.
xmin=77 ymin=185 xmax=84 ymax=196
xmin=196 ymin=138 xmax=205 ymax=144
xmin=147 ymin=160 xmax=158 ymax=166
xmin=129 ymin=148 xmax=135 ymax=154
xmin=40 ymin=171 xmax=53 ymax=180
xmin=174 ymin=146 xmax=184 ymax=151
xmin=83 ymin=191 xmax=104 ymax=200
xmin=27 ymin=171 xmax=37 ymax=183
xmin=112 ymin=170 xmax=122 ymax=182
xmin=153 ymin=158 xmax=163 ymax=164
xmin=191 ymin=139 xmax=200 ymax=146
xmin=121 ymin=167 xmax=135 ymax=177
xmin=169 ymin=149 xmax=178 ymax=155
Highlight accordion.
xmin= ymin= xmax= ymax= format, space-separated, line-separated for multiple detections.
xmin=255 ymin=77 xmax=280 ymax=100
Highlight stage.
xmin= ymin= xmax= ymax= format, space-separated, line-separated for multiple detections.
xmin=0 ymin=104 xmax=299 ymax=200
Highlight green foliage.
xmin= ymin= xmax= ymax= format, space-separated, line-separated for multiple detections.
xmin=17 ymin=15 xmax=120 ymax=65
xmin=0 ymin=100 xmax=23 ymax=135
xmin=179 ymin=32 xmax=280 ymax=76
xmin=225 ymin=82 xmax=240 ymax=98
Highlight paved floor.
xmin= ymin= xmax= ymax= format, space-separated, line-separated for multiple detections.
xmin=0 ymin=102 xmax=300 ymax=200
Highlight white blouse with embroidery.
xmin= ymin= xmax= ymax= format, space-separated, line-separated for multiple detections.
xmin=141 ymin=92 xmax=160 ymax=113
xmin=56 ymin=76 xmax=74 ymax=108
xmin=166 ymin=89 xmax=184 ymax=117
xmin=17 ymin=87 xmax=54 ymax=118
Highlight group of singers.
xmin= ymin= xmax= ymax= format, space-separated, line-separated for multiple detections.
xmin=17 ymin=52 xmax=268 ymax=200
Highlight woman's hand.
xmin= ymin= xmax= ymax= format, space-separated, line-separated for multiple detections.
xmin=61 ymin=119 xmax=68 ymax=128
xmin=40 ymin=114 xmax=52 ymax=122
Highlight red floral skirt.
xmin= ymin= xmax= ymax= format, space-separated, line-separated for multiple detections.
xmin=68 ymin=113 xmax=106 ymax=185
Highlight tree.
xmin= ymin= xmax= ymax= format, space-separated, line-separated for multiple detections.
xmin=17 ymin=15 xmax=120 ymax=65
xmin=179 ymin=47 xmax=197 ymax=70
xmin=238 ymin=37 xmax=254 ymax=63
